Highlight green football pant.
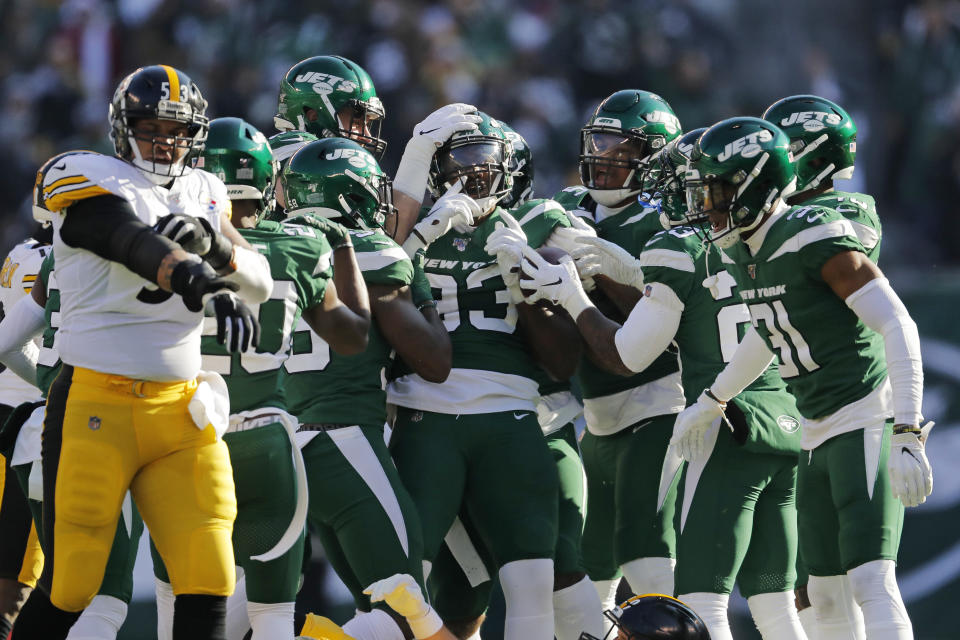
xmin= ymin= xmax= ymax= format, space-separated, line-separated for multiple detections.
xmin=391 ymin=408 xmax=559 ymax=567
xmin=675 ymin=423 xmax=799 ymax=597
xmin=14 ymin=461 xmax=143 ymax=603
xmin=153 ymin=421 xmax=304 ymax=603
xmin=579 ymin=414 xmax=679 ymax=581
xmin=797 ymin=421 xmax=904 ymax=576
xmin=427 ymin=422 xmax=585 ymax=623
xmin=304 ymin=424 xmax=424 ymax=610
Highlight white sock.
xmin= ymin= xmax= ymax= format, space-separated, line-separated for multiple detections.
xmin=593 ymin=578 xmax=620 ymax=636
xmin=155 ymin=578 xmax=175 ymax=640
xmin=620 ymin=556 xmax=675 ymax=596
xmin=553 ymin=576 xmax=604 ymax=640
xmin=807 ymin=575 xmax=866 ymax=640
xmin=747 ymin=591 xmax=807 ymax=640
xmin=678 ymin=592 xmax=732 ymax=640
xmin=798 ymin=604 xmax=819 ymax=640
xmin=247 ymin=600 xmax=295 ymax=640
xmin=226 ymin=570 xmax=251 ymax=640
xmin=848 ymin=560 xmax=913 ymax=640
xmin=499 ymin=558 xmax=555 ymax=640
xmin=66 ymin=594 xmax=127 ymax=640
xmin=342 ymin=608 xmax=405 ymax=640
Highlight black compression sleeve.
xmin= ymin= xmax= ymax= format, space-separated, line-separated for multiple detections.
xmin=60 ymin=194 xmax=182 ymax=285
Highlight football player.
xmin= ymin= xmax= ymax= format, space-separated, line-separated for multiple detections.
xmin=150 ymin=117 xmax=372 ymax=640
xmin=0 ymin=213 xmax=49 ymax=637
xmin=764 ymin=95 xmax=880 ymax=262
xmin=423 ymin=122 xmax=603 ymax=640
xmin=387 ymin=111 xmax=580 ymax=640
xmin=664 ymin=117 xmax=926 ymax=640
xmin=11 ymin=65 xmax=273 ymax=640
xmin=550 ymin=90 xmax=685 ymax=619
xmin=277 ymin=137 xmax=454 ymax=640
xmin=763 ymin=94 xmax=876 ymax=639
xmin=564 ymin=129 xmax=807 ymax=639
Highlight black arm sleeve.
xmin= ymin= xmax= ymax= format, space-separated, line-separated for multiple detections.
xmin=60 ymin=194 xmax=181 ymax=285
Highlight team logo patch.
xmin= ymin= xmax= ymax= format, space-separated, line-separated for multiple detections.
xmin=747 ymin=264 xmax=757 ymax=279
xmin=777 ymin=415 xmax=800 ymax=434
xmin=643 ymin=284 xmax=654 ymax=297
xmin=452 ymin=238 xmax=468 ymax=252
xmin=410 ymin=411 xmax=423 ymax=423
xmin=88 ymin=416 xmax=102 ymax=431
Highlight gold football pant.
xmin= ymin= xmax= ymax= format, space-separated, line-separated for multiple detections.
xmin=43 ymin=365 xmax=237 ymax=612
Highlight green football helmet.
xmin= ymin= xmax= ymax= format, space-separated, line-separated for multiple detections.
xmin=580 ymin=89 xmax=682 ymax=206
xmin=651 ymin=127 xmax=707 ymax=228
xmin=686 ymin=117 xmax=795 ymax=248
xmin=275 ymin=55 xmax=387 ymax=159
xmin=197 ymin=117 xmax=277 ymax=222
xmin=428 ymin=111 xmax=513 ymax=214
xmin=499 ymin=121 xmax=534 ymax=208
xmin=281 ymin=137 xmax=394 ymax=230
xmin=763 ymin=94 xmax=856 ymax=194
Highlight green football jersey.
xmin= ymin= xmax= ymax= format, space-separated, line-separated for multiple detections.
xmin=640 ymin=226 xmax=801 ymax=454
xmin=721 ymin=205 xmax=888 ymax=420
xmin=553 ymin=185 xmax=679 ymax=400
xmin=282 ymin=229 xmax=413 ymax=427
xmin=200 ymin=219 xmax=333 ymax=413
xmin=36 ymin=251 xmax=61 ymax=398
xmin=804 ymin=190 xmax=881 ymax=263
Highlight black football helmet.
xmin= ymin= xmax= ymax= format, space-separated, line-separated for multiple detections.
xmin=580 ymin=594 xmax=711 ymax=640
xmin=109 ymin=64 xmax=209 ymax=184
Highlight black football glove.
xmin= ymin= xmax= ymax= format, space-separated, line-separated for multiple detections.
xmin=155 ymin=214 xmax=233 ymax=271
xmin=169 ymin=259 xmax=238 ymax=312
xmin=210 ymin=292 xmax=260 ymax=353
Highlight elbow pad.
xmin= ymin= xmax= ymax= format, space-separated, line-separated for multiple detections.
xmin=60 ymin=195 xmax=180 ymax=285
xmin=711 ymin=326 xmax=776 ymax=402
xmin=614 ymin=282 xmax=683 ymax=373
xmin=220 ymin=245 xmax=272 ymax=304
xmin=846 ymin=278 xmax=923 ymax=425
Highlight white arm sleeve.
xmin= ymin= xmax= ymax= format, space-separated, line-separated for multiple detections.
xmin=222 ymin=246 xmax=273 ymax=304
xmin=0 ymin=295 xmax=45 ymax=386
xmin=845 ymin=277 xmax=923 ymax=425
xmin=614 ymin=282 xmax=683 ymax=373
xmin=711 ymin=326 xmax=776 ymax=402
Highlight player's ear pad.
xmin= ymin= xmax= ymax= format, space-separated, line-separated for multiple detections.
xmin=725 ymin=399 xmax=749 ymax=446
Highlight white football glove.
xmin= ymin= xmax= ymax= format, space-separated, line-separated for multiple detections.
xmin=671 ymin=391 xmax=726 ymax=462
xmin=402 ymin=181 xmax=481 ymax=258
xmin=394 ymin=104 xmax=483 ymax=200
xmin=363 ymin=574 xmax=443 ymax=640
xmin=518 ymin=247 xmax=594 ymax=319
xmin=888 ymin=422 xmax=934 ymax=508
xmin=485 ymin=211 xmax=528 ymax=304
xmin=571 ymin=236 xmax=644 ymax=290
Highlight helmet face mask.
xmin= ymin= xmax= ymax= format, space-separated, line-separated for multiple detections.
xmin=281 ymin=137 xmax=395 ymax=231
xmin=650 ymin=127 xmax=707 ymax=228
xmin=109 ymin=65 xmax=209 ymax=185
xmin=275 ymin=55 xmax=387 ymax=159
xmin=428 ymin=112 xmax=513 ymax=216
xmin=578 ymin=594 xmax=711 ymax=640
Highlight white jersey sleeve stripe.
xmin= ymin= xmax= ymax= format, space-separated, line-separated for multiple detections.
xmin=766 ymin=219 xmax=859 ymax=262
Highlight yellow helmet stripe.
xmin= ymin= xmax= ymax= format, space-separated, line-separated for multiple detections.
xmin=160 ymin=64 xmax=180 ymax=103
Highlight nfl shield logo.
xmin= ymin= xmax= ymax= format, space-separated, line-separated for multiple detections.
xmin=452 ymin=238 xmax=468 ymax=252
xmin=88 ymin=416 xmax=101 ymax=431
xmin=411 ymin=411 xmax=424 ymax=423
xmin=747 ymin=264 xmax=757 ymax=279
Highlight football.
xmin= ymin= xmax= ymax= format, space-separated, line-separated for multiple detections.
xmin=519 ymin=245 xmax=570 ymax=301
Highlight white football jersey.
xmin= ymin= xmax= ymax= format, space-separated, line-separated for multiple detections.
xmin=44 ymin=152 xmax=229 ymax=381
xmin=0 ymin=238 xmax=48 ymax=406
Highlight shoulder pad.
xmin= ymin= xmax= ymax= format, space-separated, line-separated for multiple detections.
xmin=42 ymin=152 xmax=137 ymax=213
xmin=512 ymin=198 xmax=566 ymax=226
xmin=640 ymin=228 xmax=700 ymax=272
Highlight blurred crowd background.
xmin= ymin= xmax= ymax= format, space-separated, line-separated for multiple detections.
xmin=3 ymin=0 xmax=960 ymax=637
xmin=3 ymin=0 xmax=960 ymax=265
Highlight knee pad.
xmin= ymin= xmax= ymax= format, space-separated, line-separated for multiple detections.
xmin=620 ymin=557 xmax=675 ymax=596
xmin=847 ymin=560 xmax=900 ymax=608
xmin=247 ymin=600 xmax=295 ymax=640
xmin=677 ymin=593 xmax=732 ymax=640
xmin=806 ymin=575 xmax=866 ymax=640
xmin=66 ymin=594 xmax=127 ymax=640
xmin=553 ymin=575 xmax=603 ymax=640
xmin=747 ymin=591 xmax=806 ymax=640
